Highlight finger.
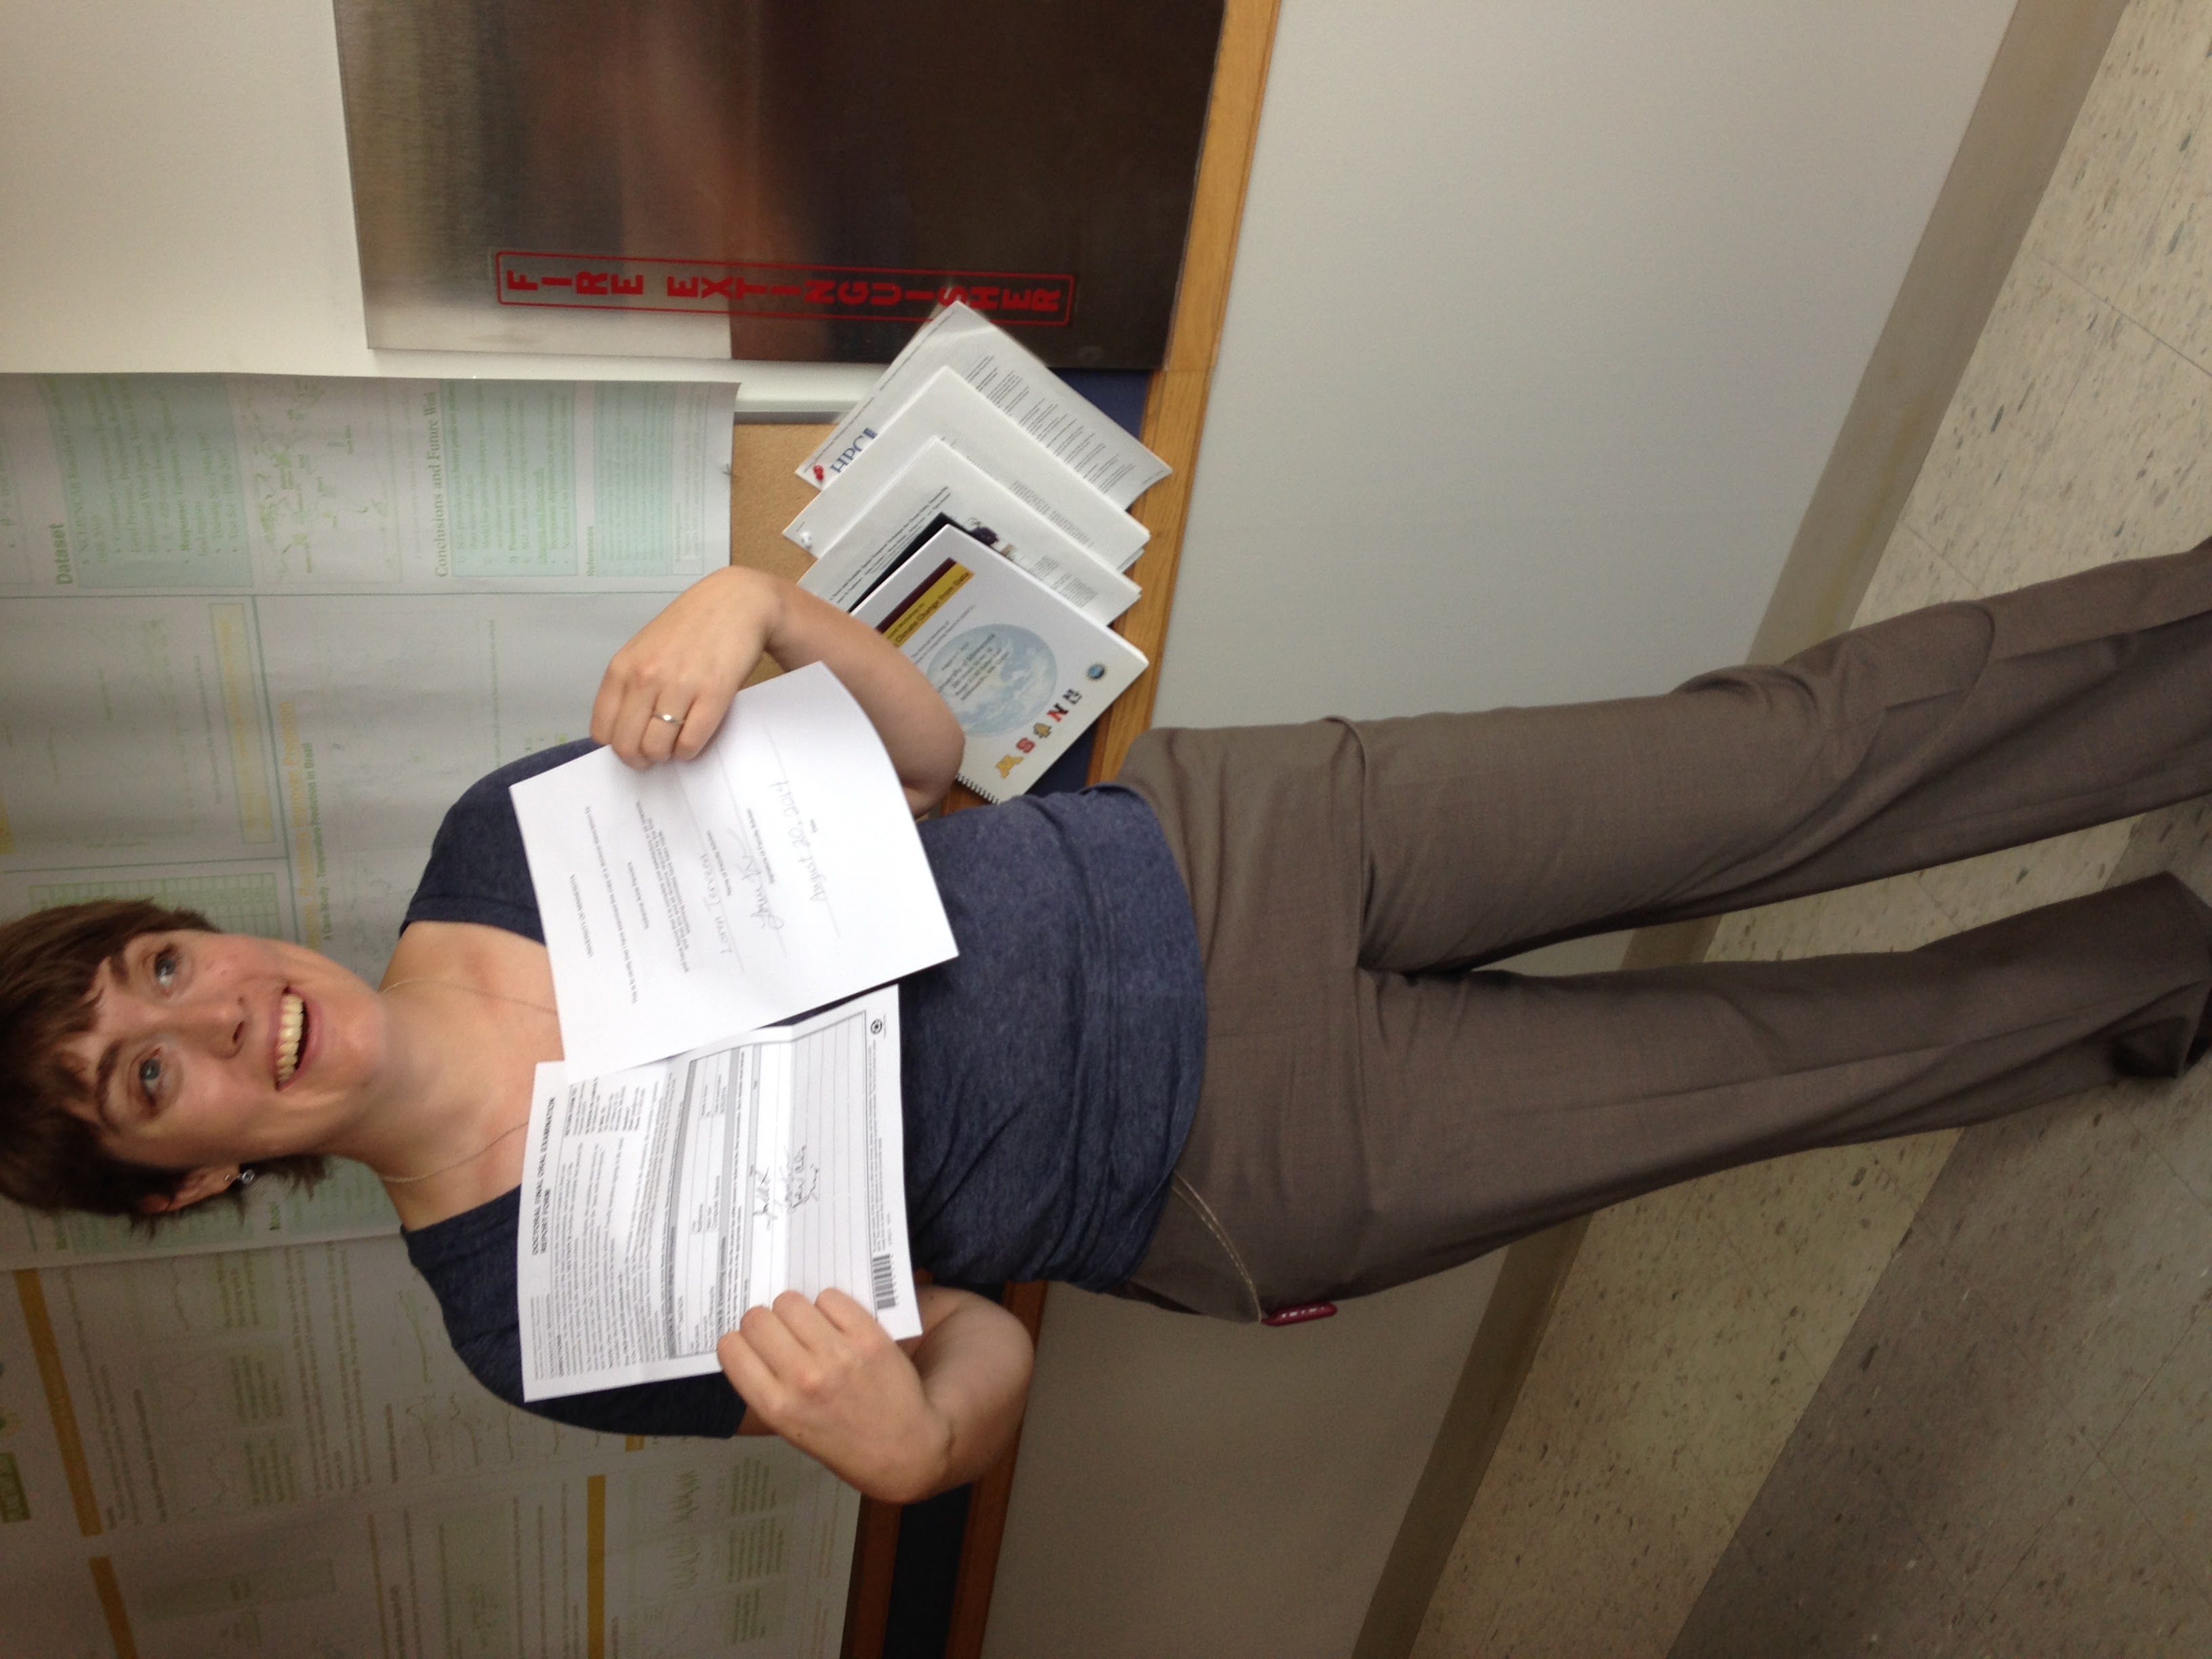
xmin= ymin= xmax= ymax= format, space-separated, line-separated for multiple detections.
xmin=716 ymin=1328 xmax=783 ymax=1407
xmin=717 ymin=1329 xmax=818 ymax=1433
xmin=669 ymin=685 xmax=732 ymax=761
xmin=640 ymin=703 xmax=691 ymax=763
xmin=589 ymin=663 xmax=629 ymax=749
xmin=815 ymin=1287 xmax=888 ymax=1343
xmin=593 ymin=667 xmax=656 ymax=768
xmin=770 ymin=1288 xmax=850 ymax=1357
xmin=607 ymin=676 xmax=689 ymax=769
xmin=738 ymin=1302 xmax=815 ymax=1373
xmin=733 ymin=1307 xmax=832 ymax=1408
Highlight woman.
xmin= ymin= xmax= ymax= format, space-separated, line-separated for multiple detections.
xmin=9 ymin=541 xmax=2212 ymax=1503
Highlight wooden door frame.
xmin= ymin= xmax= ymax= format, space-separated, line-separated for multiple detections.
xmin=840 ymin=4 xmax=1285 ymax=1652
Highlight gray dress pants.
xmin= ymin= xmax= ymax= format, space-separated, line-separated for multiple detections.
xmin=1114 ymin=541 xmax=2212 ymax=1320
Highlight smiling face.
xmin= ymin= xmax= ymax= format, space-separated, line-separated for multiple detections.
xmin=58 ymin=930 xmax=390 ymax=1179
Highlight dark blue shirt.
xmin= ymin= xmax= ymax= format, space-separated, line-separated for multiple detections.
xmin=402 ymin=742 xmax=1205 ymax=1436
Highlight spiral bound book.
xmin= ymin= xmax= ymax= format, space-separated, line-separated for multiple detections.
xmin=854 ymin=523 xmax=1148 ymax=803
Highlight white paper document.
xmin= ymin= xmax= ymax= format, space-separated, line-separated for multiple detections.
xmin=518 ymin=985 xmax=921 ymax=1401
xmin=857 ymin=525 xmax=1149 ymax=802
xmin=787 ymin=368 xmax=1150 ymax=571
xmin=794 ymin=437 xmax=1139 ymax=625
xmin=509 ymin=662 xmax=956 ymax=1076
xmin=798 ymin=301 xmax=1170 ymax=508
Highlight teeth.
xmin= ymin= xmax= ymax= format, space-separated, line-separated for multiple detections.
xmin=276 ymin=992 xmax=304 ymax=1086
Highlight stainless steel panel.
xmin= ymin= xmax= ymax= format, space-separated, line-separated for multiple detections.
xmin=333 ymin=0 xmax=1224 ymax=367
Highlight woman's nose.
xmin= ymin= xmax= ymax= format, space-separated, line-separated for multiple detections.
xmin=176 ymin=989 xmax=248 ymax=1054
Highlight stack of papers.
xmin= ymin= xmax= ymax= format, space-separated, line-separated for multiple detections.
xmin=785 ymin=303 xmax=1172 ymax=802
xmin=509 ymin=665 xmax=958 ymax=1397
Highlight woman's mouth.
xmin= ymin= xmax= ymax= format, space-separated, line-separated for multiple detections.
xmin=276 ymin=991 xmax=307 ymax=1086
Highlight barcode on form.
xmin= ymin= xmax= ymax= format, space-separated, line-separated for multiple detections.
xmin=871 ymin=1253 xmax=897 ymax=1311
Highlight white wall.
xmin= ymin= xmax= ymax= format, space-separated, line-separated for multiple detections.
xmin=1155 ymin=0 xmax=2018 ymax=725
xmin=987 ymin=3 xmax=2015 ymax=1656
xmin=0 ymin=1 xmax=2015 ymax=1655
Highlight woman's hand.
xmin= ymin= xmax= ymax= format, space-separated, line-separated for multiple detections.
xmin=592 ymin=565 xmax=964 ymax=815
xmin=718 ymin=1284 xmax=1034 ymax=1502
xmin=592 ymin=565 xmax=780 ymax=767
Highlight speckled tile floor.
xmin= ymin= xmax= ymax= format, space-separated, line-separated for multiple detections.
xmin=1413 ymin=3 xmax=2212 ymax=1654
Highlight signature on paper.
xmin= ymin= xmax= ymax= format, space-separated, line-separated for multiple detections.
xmin=734 ymin=806 xmax=786 ymax=943
xmin=751 ymin=1147 xmax=820 ymax=1221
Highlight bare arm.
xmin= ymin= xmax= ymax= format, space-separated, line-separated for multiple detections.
xmin=719 ymin=1284 xmax=1035 ymax=1502
xmin=592 ymin=564 xmax=964 ymax=814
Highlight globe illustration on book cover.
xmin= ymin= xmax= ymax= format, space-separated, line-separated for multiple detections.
xmin=929 ymin=625 xmax=1058 ymax=735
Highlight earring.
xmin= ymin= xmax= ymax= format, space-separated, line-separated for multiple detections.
xmin=234 ymin=1167 xmax=257 ymax=1187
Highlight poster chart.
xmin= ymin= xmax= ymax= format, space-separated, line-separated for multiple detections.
xmin=0 ymin=1243 xmax=858 ymax=1659
xmin=0 ymin=377 xmax=871 ymax=1656
xmin=0 ymin=373 xmax=733 ymax=1261
xmin=0 ymin=1158 xmax=400 ymax=1275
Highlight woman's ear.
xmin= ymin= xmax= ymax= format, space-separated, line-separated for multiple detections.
xmin=136 ymin=1166 xmax=241 ymax=1214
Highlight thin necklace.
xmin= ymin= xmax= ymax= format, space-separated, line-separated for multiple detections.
xmin=380 ymin=1120 xmax=532 ymax=1185
xmin=381 ymin=976 xmax=556 ymax=1015
xmin=375 ymin=977 xmax=556 ymax=1186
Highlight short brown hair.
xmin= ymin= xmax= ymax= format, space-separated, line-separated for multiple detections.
xmin=0 ymin=900 xmax=327 ymax=1217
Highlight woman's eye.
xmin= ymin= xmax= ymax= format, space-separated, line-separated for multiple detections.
xmin=136 ymin=1054 xmax=165 ymax=1102
xmin=151 ymin=947 xmax=180 ymax=990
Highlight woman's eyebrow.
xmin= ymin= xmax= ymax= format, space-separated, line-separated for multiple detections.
xmin=91 ymin=1039 xmax=127 ymax=1127
xmin=83 ymin=963 xmax=134 ymax=1126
